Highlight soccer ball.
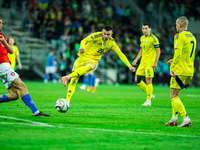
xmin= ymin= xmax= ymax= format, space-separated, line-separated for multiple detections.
xmin=55 ymin=99 xmax=69 ymax=113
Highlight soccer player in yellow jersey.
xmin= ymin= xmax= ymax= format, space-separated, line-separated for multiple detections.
xmin=7 ymin=37 xmax=22 ymax=70
xmin=165 ymin=16 xmax=196 ymax=127
xmin=132 ymin=23 xmax=160 ymax=106
xmin=62 ymin=26 xmax=136 ymax=108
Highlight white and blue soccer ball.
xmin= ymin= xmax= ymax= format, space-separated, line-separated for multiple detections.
xmin=55 ymin=99 xmax=69 ymax=113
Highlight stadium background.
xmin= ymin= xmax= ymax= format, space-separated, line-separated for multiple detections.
xmin=0 ymin=0 xmax=200 ymax=86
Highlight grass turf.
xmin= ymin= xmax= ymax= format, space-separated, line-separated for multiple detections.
xmin=0 ymin=81 xmax=200 ymax=150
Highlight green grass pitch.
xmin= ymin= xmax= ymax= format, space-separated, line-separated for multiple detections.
xmin=0 ymin=81 xmax=200 ymax=150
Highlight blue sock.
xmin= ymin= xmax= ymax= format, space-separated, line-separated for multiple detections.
xmin=91 ymin=75 xmax=96 ymax=87
xmin=22 ymin=94 xmax=38 ymax=114
xmin=44 ymin=74 xmax=48 ymax=80
xmin=51 ymin=74 xmax=56 ymax=80
xmin=0 ymin=95 xmax=9 ymax=103
xmin=83 ymin=75 xmax=89 ymax=85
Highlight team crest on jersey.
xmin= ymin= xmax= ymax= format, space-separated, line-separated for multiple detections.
xmin=106 ymin=45 xmax=109 ymax=48
xmin=175 ymin=43 xmax=178 ymax=46
xmin=11 ymin=72 xmax=15 ymax=76
xmin=90 ymin=36 xmax=94 ymax=40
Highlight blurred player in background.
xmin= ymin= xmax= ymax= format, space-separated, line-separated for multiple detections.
xmin=8 ymin=37 xmax=22 ymax=70
xmin=0 ymin=17 xmax=50 ymax=117
xmin=62 ymin=25 xmax=135 ymax=108
xmin=132 ymin=23 xmax=160 ymax=106
xmin=165 ymin=16 xmax=196 ymax=127
xmin=44 ymin=51 xmax=57 ymax=83
xmin=79 ymin=70 xmax=100 ymax=93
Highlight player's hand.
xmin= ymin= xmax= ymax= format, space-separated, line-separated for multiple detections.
xmin=152 ymin=63 xmax=157 ymax=70
xmin=18 ymin=64 xmax=22 ymax=70
xmin=79 ymin=48 xmax=85 ymax=53
xmin=129 ymin=66 xmax=136 ymax=72
xmin=132 ymin=60 xmax=137 ymax=66
xmin=0 ymin=35 xmax=5 ymax=43
xmin=170 ymin=70 xmax=176 ymax=77
xmin=167 ymin=59 xmax=173 ymax=64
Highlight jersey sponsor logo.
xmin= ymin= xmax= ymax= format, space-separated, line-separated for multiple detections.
xmin=11 ymin=72 xmax=15 ymax=76
xmin=185 ymin=34 xmax=193 ymax=38
xmin=175 ymin=43 xmax=178 ymax=46
xmin=94 ymin=33 xmax=102 ymax=38
xmin=97 ymin=48 xmax=105 ymax=53
xmin=90 ymin=36 xmax=94 ymax=40
xmin=98 ymin=43 xmax=102 ymax=45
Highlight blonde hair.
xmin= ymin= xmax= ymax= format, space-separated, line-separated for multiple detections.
xmin=178 ymin=16 xmax=189 ymax=28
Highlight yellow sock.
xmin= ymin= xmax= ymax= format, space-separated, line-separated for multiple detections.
xmin=146 ymin=83 xmax=153 ymax=100
xmin=66 ymin=77 xmax=79 ymax=102
xmin=69 ymin=63 xmax=94 ymax=78
xmin=137 ymin=80 xmax=147 ymax=94
xmin=171 ymin=100 xmax=178 ymax=117
xmin=171 ymin=97 xmax=186 ymax=118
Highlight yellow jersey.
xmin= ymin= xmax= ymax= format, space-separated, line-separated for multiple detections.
xmin=140 ymin=34 xmax=160 ymax=66
xmin=78 ymin=32 xmax=131 ymax=67
xmin=171 ymin=30 xmax=196 ymax=76
xmin=8 ymin=45 xmax=19 ymax=69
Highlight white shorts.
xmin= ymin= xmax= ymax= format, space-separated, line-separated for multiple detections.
xmin=45 ymin=66 xmax=56 ymax=74
xmin=0 ymin=63 xmax=19 ymax=89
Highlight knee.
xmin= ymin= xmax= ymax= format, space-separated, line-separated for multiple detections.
xmin=20 ymin=82 xmax=27 ymax=90
xmin=10 ymin=91 xmax=20 ymax=100
xmin=85 ymin=63 xmax=95 ymax=72
xmin=69 ymin=77 xmax=79 ymax=86
xmin=135 ymin=76 xmax=142 ymax=84
xmin=135 ymin=78 xmax=139 ymax=83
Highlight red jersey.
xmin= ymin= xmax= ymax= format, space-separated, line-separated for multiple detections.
xmin=0 ymin=33 xmax=10 ymax=64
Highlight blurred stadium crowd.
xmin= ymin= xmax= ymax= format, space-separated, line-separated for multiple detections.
xmin=1 ymin=0 xmax=200 ymax=85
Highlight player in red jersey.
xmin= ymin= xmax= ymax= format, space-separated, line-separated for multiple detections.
xmin=0 ymin=17 xmax=50 ymax=117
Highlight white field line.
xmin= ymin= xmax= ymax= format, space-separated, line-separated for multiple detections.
xmin=0 ymin=115 xmax=63 ymax=128
xmin=186 ymin=94 xmax=200 ymax=97
xmin=0 ymin=115 xmax=199 ymax=138
xmin=0 ymin=122 xmax=42 ymax=126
